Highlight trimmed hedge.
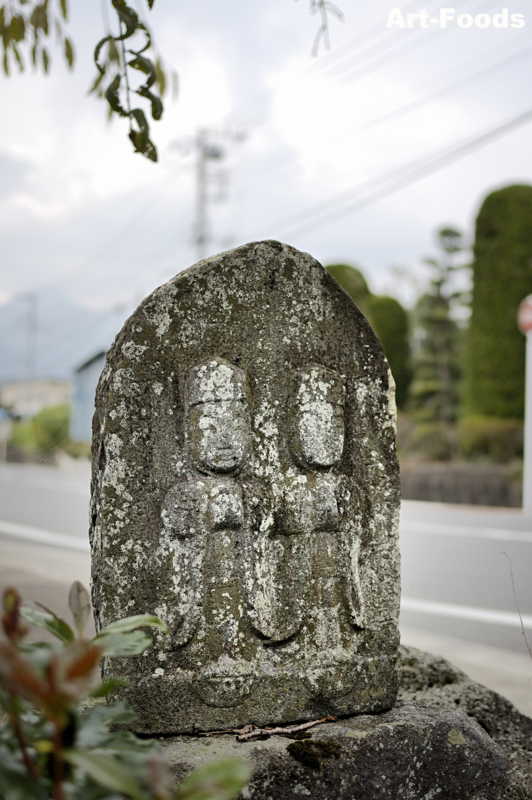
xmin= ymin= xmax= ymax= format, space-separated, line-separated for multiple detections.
xmin=367 ymin=294 xmax=411 ymax=408
xmin=464 ymin=184 xmax=532 ymax=418
xmin=458 ymin=415 xmax=523 ymax=463
xmin=326 ymin=264 xmax=411 ymax=408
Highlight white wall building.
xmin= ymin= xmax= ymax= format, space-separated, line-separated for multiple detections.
xmin=0 ymin=380 xmax=72 ymax=419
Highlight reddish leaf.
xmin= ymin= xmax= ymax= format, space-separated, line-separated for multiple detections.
xmin=2 ymin=588 xmax=28 ymax=642
xmin=65 ymin=644 xmax=103 ymax=682
xmin=0 ymin=642 xmax=48 ymax=704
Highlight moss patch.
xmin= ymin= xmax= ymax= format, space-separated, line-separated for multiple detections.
xmin=286 ymin=739 xmax=341 ymax=770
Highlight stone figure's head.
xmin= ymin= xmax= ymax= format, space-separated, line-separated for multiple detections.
xmin=185 ymin=358 xmax=251 ymax=474
xmin=289 ymin=365 xmax=345 ymax=470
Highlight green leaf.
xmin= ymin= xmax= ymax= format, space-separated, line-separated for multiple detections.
xmin=176 ymin=759 xmax=251 ymax=800
xmin=137 ymin=87 xmax=163 ymax=121
xmin=9 ymin=16 xmax=25 ymax=43
xmin=88 ymin=68 xmax=106 ymax=95
xmin=104 ymin=73 xmax=128 ymax=117
xmin=108 ymin=38 xmax=120 ymax=63
xmin=128 ymin=54 xmax=156 ymax=88
xmin=0 ymin=760 xmax=47 ymax=800
xmin=18 ymin=640 xmax=58 ymax=671
xmin=11 ymin=44 xmax=23 ymax=72
xmin=20 ymin=605 xmax=74 ymax=643
xmin=29 ymin=4 xmax=49 ymax=35
xmin=69 ymin=581 xmax=91 ymax=637
xmin=146 ymin=0 xmax=155 ymax=8
xmin=64 ymin=37 xmax=74 ymax=68
xmin=155 ymin=58 xmax=166 ymax=97
xmin=94 ymin=35 xmax=112 ymax=73
xmin=0 ymin=685 xmax=11 ymax=711
xmin=60 ymin=0 xmax=68 ymax=21
xmin=112 ymin=2 xmax=139 ymax=40
xmin=3 ymin=50 xmax=9 ymax=77
xmin=64 ymin=750 xmax=145 ymax=800
xmin=76 ymin=701 xmax=138 ymax=747
xmin=42 ymin=46 xmax=49 ymax=74
xmin=98 ymin=614 xmax=167 ymax=635
xmin=96 ymin=728 xmax=163 ymax=755
xmin=131 ymin=24 xmax=151 ymax=55
xmin=94 ymin=629 xmax=153 ymax=657
xmin=128 ymin=108 xmax=157 ymax=162
xmin=89 ymin=677 xmax=130 ymax=699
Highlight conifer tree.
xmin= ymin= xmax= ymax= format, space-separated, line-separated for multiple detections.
xmin=408 ymin=227 xmax=464 ymax=422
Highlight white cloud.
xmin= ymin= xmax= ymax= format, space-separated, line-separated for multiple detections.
xmin=0 ymin=0 xmax=530 ymax=331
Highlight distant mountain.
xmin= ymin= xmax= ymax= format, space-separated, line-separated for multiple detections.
xmin=0 ymin=289 xmax=132 ymax=384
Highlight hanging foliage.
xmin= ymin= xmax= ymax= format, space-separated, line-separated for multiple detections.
xmin=0 ymin=0 xmax=74 ymax=76
xmin=0 ymin=0 xmax=343 ymax=162
xmin=92 ymin=0 xmax=170 ymax=162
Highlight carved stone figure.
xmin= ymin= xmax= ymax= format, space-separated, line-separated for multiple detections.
xmin=90 ymin=240 xmax=401 ymax=734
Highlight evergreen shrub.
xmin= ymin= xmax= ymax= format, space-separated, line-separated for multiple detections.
xmin=401 ymin=421 xmax=457 ymax=462
xmin=458 ymin=415 xmax=523 ymax=462
xmin=465 ymin=184 xmax=532 ymax=418
xmin=367 ymin=295 xmax=411 ymax=409
xmin=9 ymin=404 xmax=70 ymax=455
xmin=325 ymin=263 xmax=369 ymax=313
xmin=326 ymin=264 xmax=411 ymax=408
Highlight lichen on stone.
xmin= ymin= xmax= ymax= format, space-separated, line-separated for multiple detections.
xmin=90 ymin=241 xmax=401 ymax=734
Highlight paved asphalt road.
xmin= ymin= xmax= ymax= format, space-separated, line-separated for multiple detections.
xmin=1 ymin=462 xmax=532 ymax=654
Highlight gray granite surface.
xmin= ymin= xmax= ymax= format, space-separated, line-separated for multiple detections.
xmin=90 ymin=241 xmax=401 ymax=733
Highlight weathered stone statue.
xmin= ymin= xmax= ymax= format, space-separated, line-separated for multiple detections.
xmin=90 ymin=241 xmax=401 ymax=734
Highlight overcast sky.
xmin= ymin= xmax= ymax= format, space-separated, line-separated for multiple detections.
xmin=1 ymin=0 xmax=531 ymax=350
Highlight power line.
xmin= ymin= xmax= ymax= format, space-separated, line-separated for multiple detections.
xmin=257 ymin=106 xmax=532 ymax=241
xmin=12 ymin=0 xmax=528 ymax=317
xmin=331 ymin=0 xmax=503 ymax=88
xmin=356 ymin=43 xmax=532 ymax=135
xmin=222 ymin=0 xmax=526 ymax=200
xmin=230 ymin=34 xmax=531 ymax=194
xmin=227 ymin=0 xmax=501 ymax=130
xmin=36 ymin=0 xmax=523 ymax=295
xmin=225 ymin=0 xmax=431 ymax=127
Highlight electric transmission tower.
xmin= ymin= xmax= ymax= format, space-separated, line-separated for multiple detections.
xmin=195 ymin=128 xmax=226 ymax=261
xmin=173 ymin=126 xmax=245 ymax=262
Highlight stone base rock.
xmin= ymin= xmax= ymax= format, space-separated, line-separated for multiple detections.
xmin=398 ymin=646 xmax=532 ymax=800
xmin=160 ymin=646 xmax=532 ymax=799
xmin=163 ymin=701 xmax=506 ymax=799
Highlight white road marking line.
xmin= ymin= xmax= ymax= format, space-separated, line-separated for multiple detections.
xmin=401 ymin=596 xmax=532 ymax=629
xmin=0 ymin=519 xmax=90 ymax=552
xmin=400 ymin=520 xmax=532 ymax=543
xmin=0 ymin=469 xmax=89 ymax=496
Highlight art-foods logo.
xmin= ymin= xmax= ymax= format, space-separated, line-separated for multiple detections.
xmin=386 ymin=8 xmax=525 ymax=28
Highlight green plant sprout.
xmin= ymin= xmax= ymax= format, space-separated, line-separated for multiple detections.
xmin=0 ymin=582 xmax=250 ymax=800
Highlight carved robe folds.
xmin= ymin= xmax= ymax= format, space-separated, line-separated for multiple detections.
xmin=161 ymin=360 xmax=365 ymax=706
